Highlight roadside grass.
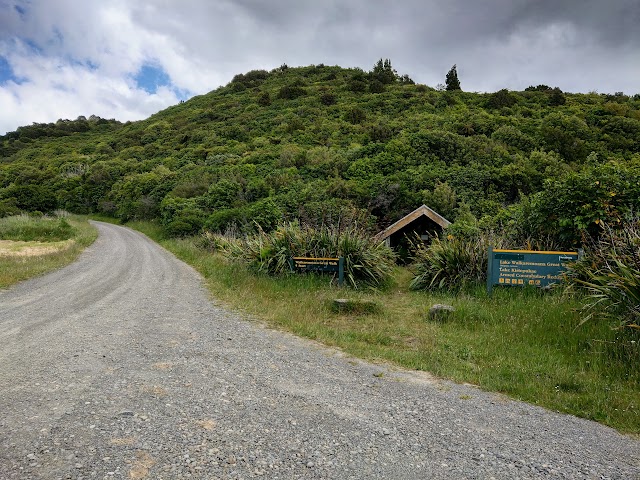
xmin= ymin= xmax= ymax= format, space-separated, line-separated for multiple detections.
xmin=0 ymin=214 xmax=76 ymax=241
xmin=0 ymin=215 xmax=98 ymax=289
xmin=129 ymin=220 xmax=639 ymax=434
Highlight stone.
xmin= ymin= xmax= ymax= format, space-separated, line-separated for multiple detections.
xmin=427 ymin=304 xmax=455 ymax=321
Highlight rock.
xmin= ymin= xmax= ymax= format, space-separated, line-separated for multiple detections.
xmin=427 ymin=304 xmax=455 ymax=321
xmin=332 ymin=299 xmax=350 ymax=312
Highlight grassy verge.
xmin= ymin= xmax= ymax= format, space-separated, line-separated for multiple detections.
xmin=129 ymin=220 xmax=639 ymax=434
xmin=0 ymin=215 xmax=98 ymax=289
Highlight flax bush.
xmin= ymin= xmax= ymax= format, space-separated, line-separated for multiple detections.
xmin=208 ymin=222 xmax=396 ymax=289
xmin=565 ymin=217 xmax=640 ymax=332
xmin=410 ymin=233 xmax=496 ymax=291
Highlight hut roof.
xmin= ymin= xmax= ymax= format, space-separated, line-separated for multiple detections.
xmin=375 ymin=205 xmax=451 ymax=241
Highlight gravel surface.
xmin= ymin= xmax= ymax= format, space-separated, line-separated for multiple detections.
xmin=1 ymin=221 xmax=638 ymax=480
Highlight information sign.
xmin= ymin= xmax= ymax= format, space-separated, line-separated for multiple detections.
xmin=487 ymin=247 xmax=581 ymax=294
xmin=290 ymin=257 xmax=344 ymax=286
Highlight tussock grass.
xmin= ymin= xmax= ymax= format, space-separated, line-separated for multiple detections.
xmin=130 ymin=220 xmax=639 ymax=434
xmin=0 ymin=215 xmax=97 ymax=289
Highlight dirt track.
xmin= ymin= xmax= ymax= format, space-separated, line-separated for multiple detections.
xmin=1 ymin=221 xmax=638 ymax=479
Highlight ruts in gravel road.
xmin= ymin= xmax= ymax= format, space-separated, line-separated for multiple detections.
xmin=0 ymin=221 xmax=638 ymax=479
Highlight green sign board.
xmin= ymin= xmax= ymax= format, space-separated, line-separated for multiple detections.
xmin=487 ymin=247 xmax=581 ymax=294
xmin=290 ymin=256 xmax=344 ymax=286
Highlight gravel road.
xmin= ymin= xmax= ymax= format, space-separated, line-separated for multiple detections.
xmin=0 ymin=221 xmax=638 ymax=480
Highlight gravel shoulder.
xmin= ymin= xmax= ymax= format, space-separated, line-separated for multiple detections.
xmin=1 ymin=221 xmax=638 ymax=479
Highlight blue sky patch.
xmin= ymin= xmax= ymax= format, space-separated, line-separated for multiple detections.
xmin=0 ymin=56 xmax=18 ymax=85
xmin=14 ymin=3 xmax=27 ymax=18
xmin=134 ymin=63 xmax=171 ymax=94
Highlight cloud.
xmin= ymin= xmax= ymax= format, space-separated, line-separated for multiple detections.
xmin=1 ymin=0 xmax=638 ymax=135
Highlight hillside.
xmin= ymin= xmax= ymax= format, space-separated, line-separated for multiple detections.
xmin=1 ymin=62 xmax=639 ymax=246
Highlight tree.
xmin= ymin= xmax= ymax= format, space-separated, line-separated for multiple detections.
xmin=257 ymin=91 xmax=271 ymax=106
xmin=486 ymin=89 xmax=517 ymax=109
xmin=548 ymin=87 xmax=566 ymax=106
xmin=445 ymin=64 xmax=461 ymax=91
xmin=370 ymin=59 xmax=397 ymax=85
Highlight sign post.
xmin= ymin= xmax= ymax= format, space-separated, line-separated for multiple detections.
xmin=290 ymin=257 xmax=344 ymax=286
xmin=487 ymin=248 xmax=581 ymax=295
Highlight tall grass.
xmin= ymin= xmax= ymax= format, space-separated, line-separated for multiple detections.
xmin=0 ymin=214 xmax=76 ymax=242
xmin=0 ymin=215 xmax=97 ymax=289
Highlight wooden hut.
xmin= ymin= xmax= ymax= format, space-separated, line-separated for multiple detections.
xmin=375 ymin=205 xmax=451 ymax=249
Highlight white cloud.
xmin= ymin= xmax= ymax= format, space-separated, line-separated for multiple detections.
xmin=1 ymin=0 xmax=638 ymax=135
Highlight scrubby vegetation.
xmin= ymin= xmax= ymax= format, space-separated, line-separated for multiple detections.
xmin=1 ymin=61 xmax=638 ymax=247
xmin=202 ymin=222 xmax=396 ymax=288
xmin=566 ymin=216 xmax=640 ymax=333
xmin=410 ymin=234 xmax=497 ymax=291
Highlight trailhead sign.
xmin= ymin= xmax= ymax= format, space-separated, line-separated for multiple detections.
xmin=487 ymin=247 xmax=581 ymax=294
xmin=290 ymin=256 xmax=345 ymax=286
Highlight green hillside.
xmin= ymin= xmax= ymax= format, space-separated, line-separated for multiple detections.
xmin=1 ymin=62 xmax=639 ymax=246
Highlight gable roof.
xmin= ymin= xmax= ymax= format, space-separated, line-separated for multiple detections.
xmin=375 ymin=205 xmax=451 ymax=241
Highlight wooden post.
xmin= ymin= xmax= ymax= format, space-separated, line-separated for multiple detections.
xmin=486 ymin=245 xmax=494 ymax=296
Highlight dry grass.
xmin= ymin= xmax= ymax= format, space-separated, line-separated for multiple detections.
xmin=0 ymin=216 xmax=97 ymax=289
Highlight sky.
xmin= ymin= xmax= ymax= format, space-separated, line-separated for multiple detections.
xmin=1 ymin=0 xmax=639 ymax=135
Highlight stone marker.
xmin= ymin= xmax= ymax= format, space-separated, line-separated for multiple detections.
xmin=333 ymin=299 xmax=350 ymax=311
xmin=427 ymin=303 xmax=455 ymax=321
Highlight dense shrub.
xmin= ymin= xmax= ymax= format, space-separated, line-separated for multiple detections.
xmin=529 ymin=161 xmax=640 ymax=246
xmin=216 ymin=222 xmax=396 ymax=289
xmin=278 ymin=83 xmax=306 ymax=100
xmin=232 ymin=69 xmax=270 ymax=88
xmin=205 ymin=208 xmax=245 ymax=233
xmin=257 ymin=92 xmax=271 ymax=106
xmin=319 ymin=92 xmax=337 ymax=106
xmin=410 ymin=232 xmax=501 ymax=291
xmin=0 ymin=198 xmax=20 ymax=218
xmin=486 ymin=89 xmax=518 ymax=109
xmin=0 ymin=184 xmax=57 ymax=213
xmin=565 ymin=217 xmax=640 ymax=331
xmin=344 ymin=107 xmax=366 ymax=124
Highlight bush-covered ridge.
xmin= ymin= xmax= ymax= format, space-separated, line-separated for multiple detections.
xmin=1 ymin=62 xmax=639 ymax=247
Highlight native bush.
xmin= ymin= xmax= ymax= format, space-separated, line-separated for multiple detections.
xmin=0 ymin=198 xmax=20 ymax=218
xmin=218 ymin=221 xmax=396 ymax=288
xmin=410 ymin=226 xmax=507 ymax=291
xmin=319 ymin=92 xmax=337 ymax=106
xmin=529 ymin=161 xmax=640 ymax=246
xmin=565 ymin=216 xmax=640 ymax=332
xmin=278 ymin=82 xmax=306 ymax=100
